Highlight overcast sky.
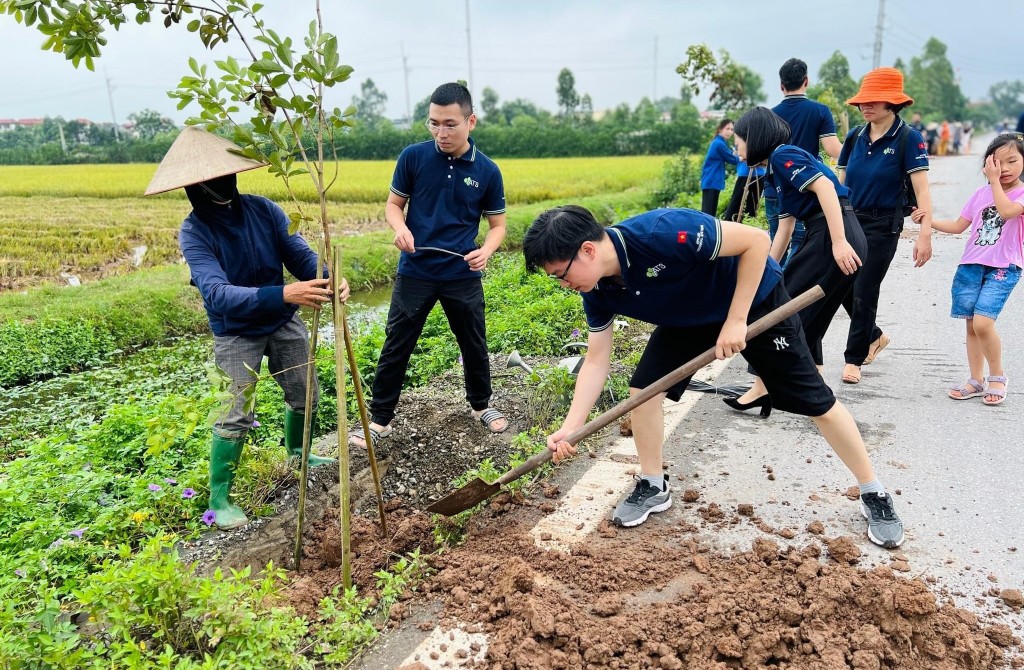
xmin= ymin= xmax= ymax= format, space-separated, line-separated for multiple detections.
xmin=1 ymin=0 xmax=1014 ymax=125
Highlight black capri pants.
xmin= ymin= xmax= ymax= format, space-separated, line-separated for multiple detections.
xmin=630 ymin=282 xmax=836 ymax=417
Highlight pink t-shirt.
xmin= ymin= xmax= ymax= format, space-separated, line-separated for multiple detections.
xmin=959 ymin=183 xmax=1024 ymax=268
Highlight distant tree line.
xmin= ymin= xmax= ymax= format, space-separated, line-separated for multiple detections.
xmin=3 ymin=35 xmax=1021 ymax=166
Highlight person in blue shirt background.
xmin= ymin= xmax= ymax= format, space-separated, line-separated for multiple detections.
xmin=149 ymin=126 xmax=352 ymax=530
xmin=727 ymin=107 xmax=867 ymax=418
xmin=836 ymin=67 xmax=934 ymax=384
xmin=522 ymin=205 xmax=904 ymax=548
xmin=722 ymin=160 xmax=766 ymax=222
xmin=350 ymin=82 xmax=509 ymax=451
xmin=700 ymin=118 xmax=739 ymax=216
xmin=766 ymin=59 xmax=844 ymax=266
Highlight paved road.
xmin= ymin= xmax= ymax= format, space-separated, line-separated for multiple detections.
xmin=676 ymin=136 xmax=1023 ymax=627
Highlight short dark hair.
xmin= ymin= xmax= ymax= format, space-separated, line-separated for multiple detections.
xmin=430 ymin=82 xmax=473 ymax=116
xmin=885 ymin=102 xmax=912 ymax=116
xmin=779 ymin=58 xmax=808 ymax=92
xmin=983 ymin=133 xmax=1024 ymax=168
xmin=734 ymin=107 xmax=791 ymax=166
xmin=522 ymin=205 xmax=605 ymax=274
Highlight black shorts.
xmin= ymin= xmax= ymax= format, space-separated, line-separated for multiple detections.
xmin=630 ymin=282 xmax=836 ymax=417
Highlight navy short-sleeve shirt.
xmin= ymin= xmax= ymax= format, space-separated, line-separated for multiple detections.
xmin=772 ymin=95 xmax=837 ymax=156
xmin=582 ymin=209 xmax=782 ymax=331
xmin=391 ymin=138 xmax=506 ymax=280
xmin=837 ymin=118 xmax=929 ymax=211
xmin=767 ymin=145 xmax=851 ymax=221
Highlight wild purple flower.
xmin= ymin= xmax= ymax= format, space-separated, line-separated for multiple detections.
xmin=458 ymin=355 xmax=464 ymax=365
xmin=252 ymin=420 xmax=261 ymax=428
xmin=571 ymin=328 xmax=580 ymax=339
xmin=182 ymin=488 xmax=196 ymax=499
xmin=201 ymin=510 xmax=217 ymax=526
xmin=15 ymin=569 xmax=25 ymax=578
xmin=148 ymin=484 xmax=162 ymax=492
xmin=69 ymin=528 xmax=86 ymax=539
xmin=49 ymin=539 xmax=64 ymax=550
xmin=164 ymin=478 xmax=177 ymax=486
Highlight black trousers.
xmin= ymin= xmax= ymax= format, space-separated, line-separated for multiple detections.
xmin=781 ymin=199 xmax=868 ymax=366
xmin=369 ymin=275 xmax=492 ymax=426
xmin=700 ymin=189 xmax=721 ymax=217
xmin=722 ymin=173 xmax=763 ymax=222
xmin=841 ymin=209 xmax=902 ymax=364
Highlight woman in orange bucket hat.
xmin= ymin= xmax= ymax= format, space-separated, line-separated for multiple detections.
xmin=835 ymin=67 xmax=935 ymax=383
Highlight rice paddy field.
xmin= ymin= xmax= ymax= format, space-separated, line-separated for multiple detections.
xmin=0 ymin=156 xmax=665 ymax=289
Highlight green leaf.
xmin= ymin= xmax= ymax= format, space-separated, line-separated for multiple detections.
xmin=250 ymin=58 xmax=283 ymax=75
xmin=187 ymin=18 xmax=200 ymax=31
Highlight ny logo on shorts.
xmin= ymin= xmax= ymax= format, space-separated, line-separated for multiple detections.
xmin=773 ymin=337 xmax=789 ymax=351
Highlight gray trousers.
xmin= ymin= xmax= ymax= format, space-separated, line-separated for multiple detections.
xmin=212 ymin=312 xmax=318 ymax=438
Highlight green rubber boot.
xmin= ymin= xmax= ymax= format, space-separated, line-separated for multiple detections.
xmin=284 ymin=407 xmax=336 ymax=467
xmin=208 ymin=434 xmax=248 ymax=530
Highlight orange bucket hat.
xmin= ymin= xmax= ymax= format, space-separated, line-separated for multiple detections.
xmin=846 ymin=67 xmax=913 ymax=106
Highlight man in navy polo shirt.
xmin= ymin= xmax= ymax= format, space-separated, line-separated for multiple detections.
xmin=521 ymin=206 xmax=905 ymax=548
xmin=350 ymin=82 xmax=508 ymax=449
xmin=766 ymin=58 xmax=843 ymax=265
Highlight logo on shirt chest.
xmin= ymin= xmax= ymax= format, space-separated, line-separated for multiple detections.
xmin=883 ymin=147 xmax=896 ymax=155
xmin=646 ymin=263 xmax=667 ymax=278
xmin=463 ymin=177 xmax=479 ymax=188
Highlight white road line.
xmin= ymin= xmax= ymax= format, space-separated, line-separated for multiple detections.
xmin=530 ymin=359 xmax=730 ymax=551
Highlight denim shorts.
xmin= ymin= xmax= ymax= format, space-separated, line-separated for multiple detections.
xmin=951 ymin=263 xmax=1022 ymax=320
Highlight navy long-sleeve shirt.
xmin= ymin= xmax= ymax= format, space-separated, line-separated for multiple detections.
xmin=179 ymin=194 xmax=325 ymax=337
xmin=700 ymin=135 xmax=739 ymax=191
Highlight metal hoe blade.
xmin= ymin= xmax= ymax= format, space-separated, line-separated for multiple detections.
xmin=425 ymin=285 xmax=825 ymax=516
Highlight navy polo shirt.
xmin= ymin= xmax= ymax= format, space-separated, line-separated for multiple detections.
xmin=837 ymin=118 xmax=929 ymax=211
xmin=772 ymin=94 xmax=837 ymax=156
xmin=390 ymin=138 xmax=506 ymax=280
xmin=767 ymin=145 xmax=851 ymax=221
xmin=700 ymin=135 xmax=739 ymax=191
xmin=582 ymin=209 xmax=782 ymax=331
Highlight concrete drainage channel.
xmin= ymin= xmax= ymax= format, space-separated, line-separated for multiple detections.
xmin=378 ymin=359 xmax=731 ymax=669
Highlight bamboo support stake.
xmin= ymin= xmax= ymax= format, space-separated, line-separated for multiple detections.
xmin=333 ymin=246 xmax=352 ymax=588
xmin=292 ymin=240 xmax=324 ymax=571
xmin=342 ymin=314 xmax=388 ymax=538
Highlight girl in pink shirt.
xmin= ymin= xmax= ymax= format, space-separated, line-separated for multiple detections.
xmin=913 ymin=133 xmax=1024 ymax=405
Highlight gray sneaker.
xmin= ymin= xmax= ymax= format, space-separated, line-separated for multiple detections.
xmin=612 ymin=475 xmax=672 ymax=527
xmin=860 ymin=492 xmax=905 ymax=548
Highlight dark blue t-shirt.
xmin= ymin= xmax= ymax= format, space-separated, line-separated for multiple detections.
xmin=582 ymin=209 xmax=782 ymax=331
xmin=767 ymin=145 xmax=851 ymax=221
xmin=837 ymin=118 xmax=929 ymax=211
xmin=391 ymin=138 xmax=506 ymax=280
xmin=766 ymin=95 xmax=837 ymax=201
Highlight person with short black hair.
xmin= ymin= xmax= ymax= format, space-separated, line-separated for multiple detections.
xmin=350 ymin=82 xmax=509 ymax=449
xmin=766 ymin=58 xmax=844 ymax=266
xmin=836 ymin=67 xmax=934 ymax=384
xmin=521 ymin=204 xmax=905 ymax=548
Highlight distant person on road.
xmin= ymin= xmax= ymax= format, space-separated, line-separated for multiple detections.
xmin=728 ymin=107 xmax=866 ymax=411
xmin=350 ymin=82 xmax=509 ymax=450
xmin=913 ymin=133 xmax=1024 ymax=406
xmin=522 ymin=204 xmax=905 ymax=548
xmin=765 ymin=58 xmax=844 ymax=267
xmin=1016 ymin=111 xmax=1024 ymax=134
xmin=835 ymin=67 xmax=934 ymax=385
xmin=722 ymin=159 xmax=765 ymax=223
xmin=145 ymin=126 xmax=351 ymax=530
xmin=699 ymin=118 xmax=739 ymax=216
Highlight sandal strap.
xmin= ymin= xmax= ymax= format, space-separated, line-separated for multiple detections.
xmin=986 ymin=375 xmax=1008 ymax=384
xmin=984 ymin=387 xmax=1007 ymax=398
xmin=479 ymin=408 xmax=505 ymax=424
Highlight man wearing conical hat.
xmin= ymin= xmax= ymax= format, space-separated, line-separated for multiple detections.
xmin=147 ymin=126 xmax=350 ymax=530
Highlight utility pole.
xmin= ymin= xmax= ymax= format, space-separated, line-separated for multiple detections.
xmin=465 ymin=0 xmax=474 ymax=99
xmin=652 ymin=36 xmax=658 ymax=101
xmin=401 ymin=42 xmax=412 ymax=125
xmin=104 ymin=68 xmax=120 ymax=142
xmin=872 ymin=0 xmax=885 ymax=70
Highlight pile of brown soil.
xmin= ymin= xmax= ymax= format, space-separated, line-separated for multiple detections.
xmin=417 ymin=515 xmax=1022 ymax=670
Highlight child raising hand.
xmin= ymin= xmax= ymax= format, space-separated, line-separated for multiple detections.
xmin=912 ymin=133 xmax=1024 ymax=405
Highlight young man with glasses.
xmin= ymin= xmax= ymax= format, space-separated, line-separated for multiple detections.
xmin=521 ymin=206 xmax=906 ymax=549
xmin=350 ymin=82 xmax=509 ymax=450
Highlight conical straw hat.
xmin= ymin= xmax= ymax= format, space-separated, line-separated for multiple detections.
xmin=144 ymin=126 xmax=267 ymax=196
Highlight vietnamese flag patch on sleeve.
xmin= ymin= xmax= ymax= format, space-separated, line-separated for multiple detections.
xmin=784 ymin=160 xmax=794 ymax=169
xmin=918 ymin=142 xmax=926 ymax=149
xmin=678 ymin=231 xmax=687 ymax=243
